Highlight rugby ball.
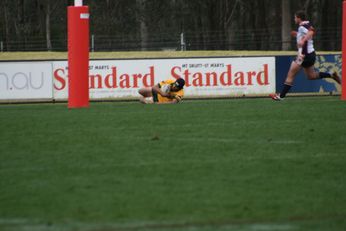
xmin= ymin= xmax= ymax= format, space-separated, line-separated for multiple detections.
xmin=161 ymin=84 xmax=171 ymax=93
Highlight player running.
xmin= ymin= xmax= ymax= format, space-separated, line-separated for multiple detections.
xmin=138 ymin=78 xmax=185 ymax=104
xmin=270 ymin=10 xmax=341 ymax=101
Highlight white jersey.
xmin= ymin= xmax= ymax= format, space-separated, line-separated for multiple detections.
xmin=296 ymin=21 xmax=315 ymax=55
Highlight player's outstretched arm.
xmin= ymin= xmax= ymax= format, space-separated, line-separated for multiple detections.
xmin=291 ymin=31 xmax=297 ymax=37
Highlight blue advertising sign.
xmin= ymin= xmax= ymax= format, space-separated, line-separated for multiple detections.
xmin=275 ymin=54 xmax=341 ymax=93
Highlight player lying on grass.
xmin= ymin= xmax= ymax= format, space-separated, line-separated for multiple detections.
xmin=138 ymin=78 xmax=185 ymax=104
xmin=270 ymin=10 xmax=341 ymax=101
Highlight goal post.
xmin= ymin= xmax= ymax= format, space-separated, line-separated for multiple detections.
xmin=68 ymin=0 xmax=90 ymax=108
xmin=343 ymin=0 xmax=346 ymax=100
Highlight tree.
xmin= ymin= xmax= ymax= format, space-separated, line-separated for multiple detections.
xmin=0 ymin=0 xmax=342 ymax=51
xmin=1 ymin=0 xmax=10 ymax=50
xmin=41 ymin=0 xmax=65 ymax=50
xmin=281 ymin=0 xmax=291 ymax=50
xmin=136 ymin=0 xmax=149 ymax=50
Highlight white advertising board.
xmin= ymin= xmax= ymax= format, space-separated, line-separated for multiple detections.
xmin=53 ymin=57 xmax=275 ymax=100
xmin=0 ymin=62 xmax=53 ymax=100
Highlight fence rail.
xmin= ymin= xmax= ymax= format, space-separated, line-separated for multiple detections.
xmin=1 ymin=27 xmax=342 ymax=52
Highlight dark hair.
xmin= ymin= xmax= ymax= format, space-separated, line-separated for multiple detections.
xmin=175 ymin=78 xmax=185 ymax=89
xmin=295 ymin=10 xmax=307 ymax=21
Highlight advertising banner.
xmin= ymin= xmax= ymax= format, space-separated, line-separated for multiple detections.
xmin=0 ymin=62 xmax=53 ymax=100
xmin=53 ymin=57 xmax=276 ymax=100
xmin=275 ymin=54 xmax=341 ymax=93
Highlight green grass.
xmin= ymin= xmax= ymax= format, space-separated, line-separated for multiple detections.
xmin=0 ymin=97 xmax=346 ymax=231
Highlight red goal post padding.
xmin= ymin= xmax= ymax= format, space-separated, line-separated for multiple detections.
xmin=343 ymin=0 xmax=346 ymax=100
xmin=68 ymin=5 xmax=90 ymax=108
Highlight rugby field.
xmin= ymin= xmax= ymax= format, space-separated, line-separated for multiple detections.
xmin=0 ymin=96 xmax=345 ymax=231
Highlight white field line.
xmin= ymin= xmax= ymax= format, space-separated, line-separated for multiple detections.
xmin=0 ymin=218 xmax=298 ymax=231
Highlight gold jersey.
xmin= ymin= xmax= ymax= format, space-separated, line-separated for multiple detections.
xmin=154 ymin=79 xmax=184 ymax=103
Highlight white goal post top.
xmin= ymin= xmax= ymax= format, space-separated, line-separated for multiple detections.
xmin=74 ymin=0 xmax=83 ymax=6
